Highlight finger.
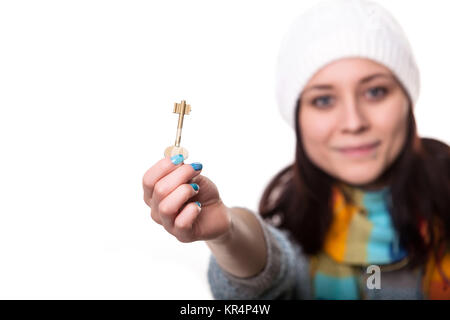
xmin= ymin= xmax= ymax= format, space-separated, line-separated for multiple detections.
xmin=150 ymin=207 xmax=162 ymax=225
xmin=152 ymin=162 xmax=203 ymax=206
xmin=173 ymin=201 xmax=202 ymax=243
xmin=142 ymin=154 xmax=185 ymax=205
xmin=159 ymin=182 xmax=200 ymax=220
xmin=158 ymin=182 xmax=200 ymax=231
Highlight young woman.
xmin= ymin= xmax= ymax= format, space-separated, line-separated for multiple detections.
xmin=142 ymin=0 xmax=450 ymax=299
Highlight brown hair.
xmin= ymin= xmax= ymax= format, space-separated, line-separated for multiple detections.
xmin=258 ymin=99 xmax=450 ymax=269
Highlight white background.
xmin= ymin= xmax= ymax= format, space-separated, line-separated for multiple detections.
xmin=0 ymin=0 xmax=449 ymax=299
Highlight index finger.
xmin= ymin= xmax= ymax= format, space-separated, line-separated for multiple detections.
xmin=142 ymin=154 xmax=185 ymax=202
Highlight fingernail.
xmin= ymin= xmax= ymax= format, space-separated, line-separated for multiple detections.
xmin=171 ymin=154 xmax=184 ymax=165
xmin=190 ymin=183 xmax=199 ymax=191
xmin=190 ymin=162 xmax=202 ymax=171
xmin=195 ymin=201 xmax=201 ymax=207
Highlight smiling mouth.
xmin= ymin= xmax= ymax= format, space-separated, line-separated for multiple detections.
xmin=335 ymin=141 xmax=381 ymax=157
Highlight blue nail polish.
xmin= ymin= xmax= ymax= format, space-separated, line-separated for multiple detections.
xmin=190 ymin=183 xmax=199 ymax=191
xmin=171 ymin=154 xmax=184 ymax=165
xmin=195 ymin=201 xmax=201 ymax=207
xmin=190 ymin=162 xmax=202 ymax=171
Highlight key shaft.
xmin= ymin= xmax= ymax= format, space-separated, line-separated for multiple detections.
xmin=173 ymin=100 xmax=191 ymax=147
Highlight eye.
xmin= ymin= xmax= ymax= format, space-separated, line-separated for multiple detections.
xmin=311 ymin=95 xmax=333 ymax=108
xmin=366 ymin=86 xmax=388 ymax=99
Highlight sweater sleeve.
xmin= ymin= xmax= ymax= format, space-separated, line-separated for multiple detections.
xmin=207 ymin=211 xmax=306 ymax=300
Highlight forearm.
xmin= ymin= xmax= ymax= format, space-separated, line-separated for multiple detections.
xmin=205 ymin=206 xmax=267 ymax=278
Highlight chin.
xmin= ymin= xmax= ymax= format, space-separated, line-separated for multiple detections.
xmin=334 ymin=165 xmax=384 ymax=187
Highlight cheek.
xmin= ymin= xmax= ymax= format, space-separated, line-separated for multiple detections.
xmin=372 ymin=101 xmax=409 ymax=160
xmin=299 ymin=109 xmax=336 ymax=164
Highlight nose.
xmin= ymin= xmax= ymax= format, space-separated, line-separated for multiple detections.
xmin=339 ymin=97 xmax=369 ymax=134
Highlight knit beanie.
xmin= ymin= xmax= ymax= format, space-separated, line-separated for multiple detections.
xmin=275 ymin=0 xmax=421 ymax=130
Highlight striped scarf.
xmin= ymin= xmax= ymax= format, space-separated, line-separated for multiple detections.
xmin=309 ymin=183 xmax=450 ymax=299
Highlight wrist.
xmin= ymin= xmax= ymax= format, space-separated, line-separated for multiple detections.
xmin=207 ymin=205 xmax=235 ymax=246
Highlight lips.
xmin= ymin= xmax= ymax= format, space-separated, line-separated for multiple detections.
xmin=335 ymin=141 xmax=381 ymax=157
xmin=338 ymin=141 xmax=381 ymax=152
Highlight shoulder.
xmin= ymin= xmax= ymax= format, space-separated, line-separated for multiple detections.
xmin=420 ymin=137 xmax=450 ymax=159
xmin=419 ymin=138 xmax=450 ymax=178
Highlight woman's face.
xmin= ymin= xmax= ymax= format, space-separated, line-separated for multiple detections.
xmin=298 ymin=57 xmax=410 ymax=187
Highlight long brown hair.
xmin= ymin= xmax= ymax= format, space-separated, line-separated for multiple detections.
xmin=259 ymin=99 xmax=450 ymax=269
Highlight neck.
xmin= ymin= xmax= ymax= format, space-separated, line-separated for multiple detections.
xmin=346 ymin=180 xmax=389 ymax=192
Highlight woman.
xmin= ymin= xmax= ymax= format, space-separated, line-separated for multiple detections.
xmin=142 ymin=0 xmax=450 ymax=299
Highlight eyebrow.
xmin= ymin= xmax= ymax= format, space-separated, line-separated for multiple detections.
xmin=302 ymin=73 xmax=394 ymax=94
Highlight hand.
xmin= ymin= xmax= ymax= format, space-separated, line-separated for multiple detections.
xmin=142 ymin=155 xmax=232 ymax=243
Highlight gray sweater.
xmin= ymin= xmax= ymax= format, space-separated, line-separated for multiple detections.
xmin=207 ymin=211 xmax=424 ymax=300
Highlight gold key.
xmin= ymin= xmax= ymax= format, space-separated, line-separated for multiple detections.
xmin=164 ymin=100 xmax=191 ymax=160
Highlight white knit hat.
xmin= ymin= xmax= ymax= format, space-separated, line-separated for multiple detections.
xmin=275 ymin=0 xmax=420 ymax=130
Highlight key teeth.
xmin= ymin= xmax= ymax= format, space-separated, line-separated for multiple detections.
xmin=173 ymin=101 xmax=191 ymax=114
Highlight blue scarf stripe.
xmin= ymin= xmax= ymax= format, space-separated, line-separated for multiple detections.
xmin=314 ymin=273 xmax=359 ymax=300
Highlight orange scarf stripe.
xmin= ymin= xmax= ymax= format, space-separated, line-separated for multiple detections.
xmin=323 ymin=187 xmax=358 ymax=263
